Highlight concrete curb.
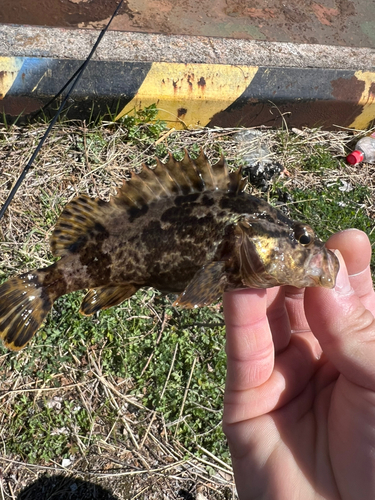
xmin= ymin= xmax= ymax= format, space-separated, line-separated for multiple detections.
xmin=1 ymin=25 xmax=375 ymax=70
xmin=1 ymin=25 xmax=375 ymax=129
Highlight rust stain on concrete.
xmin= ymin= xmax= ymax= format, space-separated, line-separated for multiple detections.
xmin=197 ymin=77 xmax=206 ymax=88
xmin=177 ymin=107 xmax=187 ymax=118
xmin=311 ymin=3 xmax=339 ymax=26
xmin=0 ymin=0 xmax=130 ymax=29
xmin=0 ymin=0 xmax=373 ymax=48
xmin=225 ymin=6 xmax=276 ymax=19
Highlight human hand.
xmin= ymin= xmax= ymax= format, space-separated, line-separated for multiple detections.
xmin=223 ymin=229 xmax=375 ymax=500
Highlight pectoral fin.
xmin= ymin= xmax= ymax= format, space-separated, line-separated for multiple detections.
xmin=173 ymin=262 xmax=227 ymax=309
xmin=80 ymin=284 xmax=138 ymax=316
xmin=236 ymin=221 xmax=271 ymax=288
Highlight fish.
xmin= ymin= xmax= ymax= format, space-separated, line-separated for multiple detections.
xmin=0 ymin=150 xmax=339 ymax=351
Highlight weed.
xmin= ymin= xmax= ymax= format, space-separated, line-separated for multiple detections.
xmin=6 ymin=396 xmax=91 ymax=464
xmin=302 ymin=145 xmax=341 ymax=173
xmin=120 ymin=104 xmax=168 ymax=148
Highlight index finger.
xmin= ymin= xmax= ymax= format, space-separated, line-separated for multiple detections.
xmin=223 ymin=288 xmax=274 ymax=392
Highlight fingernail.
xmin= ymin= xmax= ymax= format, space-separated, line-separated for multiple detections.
xmin=334 ymin=250 xmax=353 ymax=295
xmin=349 ymin=265 xmax=370 ymax=278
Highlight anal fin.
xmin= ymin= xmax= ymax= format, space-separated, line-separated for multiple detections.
xmin=173 ymin=262 xmax=227 ymax=309
xmin=80 ymin=284 xmax=138 ymax=316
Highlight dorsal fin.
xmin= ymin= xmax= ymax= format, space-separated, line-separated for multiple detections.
xmin=51 ymin=150 xmax=247 ymax=257
xmin=115 ymin=169 xmax=155 ymax=208
xmin=51 ymin=195 xmax=107 ymax=257
xmin=112 ymin=149 xmax=246 ymax=207
xmin=163 ymin=153 xmax=193 ymax=195
xmin=180 ymin=149 xmax=205 ymax=191
xmin=228 ymin=165 xmax=247 ymax=193
xmin=211 ymin=153 xmax=231 ymax=190
xmin=193 ymin=149 xmax=216 ymax=190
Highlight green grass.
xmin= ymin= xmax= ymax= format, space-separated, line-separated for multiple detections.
xmin=270 ymin=146 xmax=375 ymax=271
xmin=7 ymin=396 xmax=91 ymax=463
xmin=1 ymin=289 xmax=228 ymax=463
xmin=119 ymin=103 xmax=169 ymax=151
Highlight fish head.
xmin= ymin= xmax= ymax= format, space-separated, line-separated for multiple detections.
xmin=236 ymin=216 xmax=339 ymax=289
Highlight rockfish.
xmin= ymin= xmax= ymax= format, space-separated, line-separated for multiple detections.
xmin=0 ymin=150 xmax=339 ymax=350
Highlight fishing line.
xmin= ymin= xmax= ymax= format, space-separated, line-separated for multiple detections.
xmin=0 ymin=0 xmax=125 ymax=222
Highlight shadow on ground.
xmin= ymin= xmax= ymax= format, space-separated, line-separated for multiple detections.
xmin=17 ymin=474 xmax=119 ymax=500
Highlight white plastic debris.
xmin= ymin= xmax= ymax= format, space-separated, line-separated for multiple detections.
xmin=234 ymin=129 xmax=271 ymax=168
xmin=339 ymin=179 xmax=353 ymax=192
xmin=234 ymin=129 xmax=283 ymax=191
xmin=61 ymin=458 xmax=72 ymax=467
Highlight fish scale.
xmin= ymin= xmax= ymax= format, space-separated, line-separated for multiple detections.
xmin=0 ymin=149 xmax=339 ymax=351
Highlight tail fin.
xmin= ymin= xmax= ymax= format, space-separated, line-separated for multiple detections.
xmin=0 ymin=271 xmax=55 ymax=350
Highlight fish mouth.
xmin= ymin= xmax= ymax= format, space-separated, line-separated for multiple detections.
xmin=307 ymin=248 xmax=340 ymax=288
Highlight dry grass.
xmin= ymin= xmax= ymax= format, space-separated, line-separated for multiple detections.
xmin=0 ymin=348 xmax=233 ymax=499
xmin=1 ymin=122 xmax=374 ymax=265
xmin=0 ymin=120 xmax=374 ymax=499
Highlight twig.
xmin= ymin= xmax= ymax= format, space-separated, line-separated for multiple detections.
xmin=174 ymin=356 xmax=197 ymax=438
xmin=196 ymin=443 xmax=233 ymax=472
xmin=0 ymin=381 xmax=89 ymax=400
xmin=83 ymin=123 xmax=100 ymax=198
xmin=154 ymin=127 xmax=176 ymax=145
xmin=140 ymin=342 xmax=179 ymax=448
xmin=140 ymin=308 xmax=167 ymax=376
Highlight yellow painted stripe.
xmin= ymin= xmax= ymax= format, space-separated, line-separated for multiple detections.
xmin=349 ymin=71 xmax=375 ymax=129
xmin=0 ymin=57 xmax=24 ymax=99
xmin=116 ymin=63 xmax=258 ymax=129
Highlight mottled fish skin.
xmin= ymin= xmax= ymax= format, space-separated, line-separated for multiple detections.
xmin=0 ymin=150 xmax=339 ymax=350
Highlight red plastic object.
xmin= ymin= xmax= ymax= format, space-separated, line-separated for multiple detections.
xmin=346 ymin=150 xmax=364 ymax=165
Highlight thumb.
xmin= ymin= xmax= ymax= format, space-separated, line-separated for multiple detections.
xmin=305 ymin=251 xmax=375 ymax=390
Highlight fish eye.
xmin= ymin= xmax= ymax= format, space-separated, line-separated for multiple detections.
xmin=294 ymin=224 xmax=314 ymax=246
xmin=299 ymin=233 xmax=311 ymax=245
